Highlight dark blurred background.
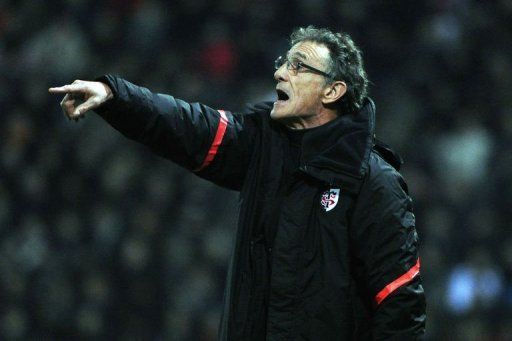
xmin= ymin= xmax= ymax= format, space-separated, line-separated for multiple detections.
xmin=1 ymin=0 xmax=511 ymax=339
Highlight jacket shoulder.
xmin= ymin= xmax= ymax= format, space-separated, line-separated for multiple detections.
xmin=366 ymin=150 xmax=410 ymax=195
xmin=242 ymin=101 xmax=274 ymax=114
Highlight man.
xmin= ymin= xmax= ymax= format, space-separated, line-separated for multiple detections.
xmin=50 ymin=26 xmax=426 ymax=340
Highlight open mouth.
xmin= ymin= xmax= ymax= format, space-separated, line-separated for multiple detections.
xmin=276 ymin=89 xmax=290 ymax=102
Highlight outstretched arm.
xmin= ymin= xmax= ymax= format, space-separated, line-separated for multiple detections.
xmin=49 ymin=76 xmax=260 ymax=190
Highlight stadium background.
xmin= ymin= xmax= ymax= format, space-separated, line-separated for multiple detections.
xmin=1 ymin=0 xmax=511 ymax=339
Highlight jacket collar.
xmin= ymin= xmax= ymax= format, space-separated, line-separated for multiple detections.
xmin=297 ymin=98 xmax=376 ymax=193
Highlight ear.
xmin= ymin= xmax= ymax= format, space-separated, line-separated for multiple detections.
xmin=322 ymin=81 xmax=347 ymax=105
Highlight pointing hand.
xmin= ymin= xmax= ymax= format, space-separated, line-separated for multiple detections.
xmin=49 ymin=80 xmax=113 ymax=120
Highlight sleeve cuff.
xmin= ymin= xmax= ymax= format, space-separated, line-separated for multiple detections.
xmin=92 ymin=74 xmax=119 ymax=115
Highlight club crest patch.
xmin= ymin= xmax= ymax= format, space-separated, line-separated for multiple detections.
xmin=320 ymin=188 xmax=340 ymax=212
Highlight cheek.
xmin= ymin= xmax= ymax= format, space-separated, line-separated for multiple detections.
xmin=293 ymin=82 xmax=322 ymax=105
xmin=295 ymin=90 xmax=318 ymax=109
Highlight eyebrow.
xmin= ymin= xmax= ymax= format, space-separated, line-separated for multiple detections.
xmin=287 ymin=51 xmax=308 ymax=60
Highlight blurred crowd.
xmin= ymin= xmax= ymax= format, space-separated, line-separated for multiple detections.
xmin=1 ymin=0 xmax=511 ymax=339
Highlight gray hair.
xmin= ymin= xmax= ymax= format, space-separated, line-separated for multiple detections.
xmin=290 ymin=26 xmax=369 ymax=115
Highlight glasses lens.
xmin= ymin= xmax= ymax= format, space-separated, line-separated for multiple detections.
xmin=275 ymin=56 xmax=284 ymax=70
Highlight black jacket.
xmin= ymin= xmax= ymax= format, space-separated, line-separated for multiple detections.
xmin=95 ymin=75 xmax=426 ymax=340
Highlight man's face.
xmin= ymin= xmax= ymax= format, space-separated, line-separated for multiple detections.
xmin=270 ymin=41 xmax=332 ymax=127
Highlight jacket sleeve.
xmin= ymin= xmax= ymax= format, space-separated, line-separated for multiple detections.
xmin=349 ymin=153 xmax=426 ymax=339
xmin=93 ymin=75 xmax=259 ymax=190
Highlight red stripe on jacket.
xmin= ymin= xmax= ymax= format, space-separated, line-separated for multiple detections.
xmin=375 ymin=258 xmax=421 ymax=305
xmin=195 ymin=110 xmax=228 ymax=171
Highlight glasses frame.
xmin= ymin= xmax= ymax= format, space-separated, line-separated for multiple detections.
xmin=274 ymin=55 xmax=333 ymax=79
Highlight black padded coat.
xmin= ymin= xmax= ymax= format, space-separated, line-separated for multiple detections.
xmin=95 ymin=75 xmax=426 ymax=340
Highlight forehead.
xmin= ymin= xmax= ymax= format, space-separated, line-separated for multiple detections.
xmin=287 ymin=41 xmax=330 ymax=65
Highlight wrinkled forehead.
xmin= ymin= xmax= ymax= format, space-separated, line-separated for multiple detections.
xmin=287 ymin=41 xmax=331 ymax=66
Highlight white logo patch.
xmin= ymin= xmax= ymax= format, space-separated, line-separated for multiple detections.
xmin=320 ymin=188 xmax=340 ymax=212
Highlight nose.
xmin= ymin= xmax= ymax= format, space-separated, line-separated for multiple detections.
xmin=274 ymin=64 xmax=288 ymax=82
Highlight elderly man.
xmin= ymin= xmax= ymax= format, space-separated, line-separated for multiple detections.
xmin=50 ymin=26 xmax=426 ymax=340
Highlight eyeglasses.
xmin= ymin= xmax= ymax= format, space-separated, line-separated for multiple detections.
xmin=274 ymin=55 xmax=332 ymax=79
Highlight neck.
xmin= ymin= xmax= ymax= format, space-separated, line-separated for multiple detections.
xmin=284 ymin=108 xmax=338 ymax=130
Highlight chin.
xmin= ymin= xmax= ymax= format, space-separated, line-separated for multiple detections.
xmin=270 ymin=103 xmax=289 ymax=121
xmin=270 ymin=109 xmax=285 ymax=121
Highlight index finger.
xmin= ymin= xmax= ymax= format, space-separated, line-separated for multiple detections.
xmin=48 ymin=84 xmax=85 ymax=94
